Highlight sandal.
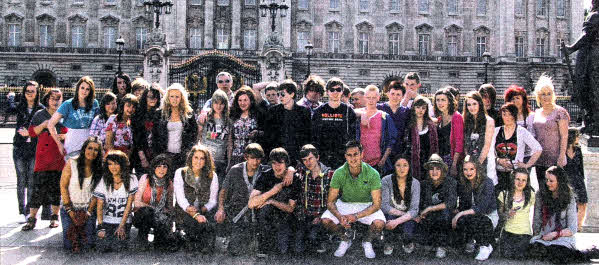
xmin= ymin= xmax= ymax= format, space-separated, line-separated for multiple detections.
xmin=21 ymin=217 xmax=36 ymax=231
xmin=49 ymin=214 xmax=59 ymax=228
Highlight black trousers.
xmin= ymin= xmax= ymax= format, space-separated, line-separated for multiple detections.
xmin=528 ymin=242 xmax=587 ymax=264
xmin=180 ymin=211 xmax=215 ymax=249
xmin=419 ymin=210 xmax=451 ymax=247
xmin=455 ymin=213 xmax=495 ymax=246
xmin=132 ymin=207 xmax=173 ymax=245
xmin=499 ymin=231 xmax=531 ymax=259
xmin=293 ymin=216 xmax=326 ymax=253
xmin=256 ymin=204 xmax=292 ymax=254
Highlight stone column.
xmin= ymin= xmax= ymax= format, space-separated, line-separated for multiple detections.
xmin=231 ymin=0 xmax=241 ymax=49
xmin=497 ymin=0 xmax=515 ymax=59
xmin=204 ymin=0 xmax=214 ymax=49
xmin=581 ymin=137 xmax=599 ymax=232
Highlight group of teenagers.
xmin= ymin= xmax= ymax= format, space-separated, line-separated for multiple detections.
xmin=11 ymin=70 xmax=589 ymax=263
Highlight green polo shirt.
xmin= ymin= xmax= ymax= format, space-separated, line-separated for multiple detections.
xmin=330 ymin=162 xmax=381 ymax=203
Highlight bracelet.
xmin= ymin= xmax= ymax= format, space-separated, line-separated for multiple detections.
xmin=66 ymin=208 xmax=73 ymax=213
xmin=353 ymin=213 xmax=359 ymax=220
xmin=86 ymin=211 xmax=92 ymax=217
xmin=192 ymin=213 xmax=200 ymax=219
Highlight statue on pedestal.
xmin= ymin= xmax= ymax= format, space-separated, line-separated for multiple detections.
xmin=563 ymin=0 xmax=599 ymax=136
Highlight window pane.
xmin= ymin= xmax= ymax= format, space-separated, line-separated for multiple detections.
xmin=537 ymin=0 xmax=546 ymax=16
xmin=360 ymin=0 xmax=368 ymax=11
xmin=244 ymin=29 xmax=256 ymax=50
xmin=217 ymin=28 xmax=228 ymax=49
xmin=389 ymin=33 xmax=400 ymax=55
xmin=390 ymin=0 xmax=400 ymax=11
xmin=9 ymin=24 xmax=21 ymax=47
xmin=330 ymin=0 xmax=339 ymax=9
xmin=477 ymin=0 xmax=486 ymax=15
xmin=297 ymin=31 xmax=309 ymax=52
xmin=476 ymin=36 xmax=487 ymax=57
xmin=245 ymin=0 xmax=256 ymax=5
xmin=418 ymin=34 xmax=429 ymax=56
xmin=217 ymin=0 xmax=229 ymax=6
xmin=419 ymin=0 xmax=428 ymax=12
xmin=556 ymin=0 xmax=565 ymax=16
xmin=189 ymin=28 xmax=202 ymax=49
xmin=359 ymin=32 xmax=369 ymax=54
xmin=447 ymin=35 xmax=457 ymax=56
xmin=72 ymin=25 xmax=84 ymax=48
xmin=515 ymin=36 xmax=524 ymax=57
xmin=40 ymin=25 xmax=52 ymax=47
xmin=136 ymin=27 xmax=148 ymax=49
xmin=104 ymin=27 xmax=116 ymax=48
xmin=299 ymin=0 xmax=309 ymax=9
xmin=515 ymin=0 xmax=524 ymax=15
xmin=447 ymin=0 xmax=457 ymax=14
xmin=328 ymin=31 xmax=339 ymax=53
xmin=191 ymin=0 xmax=202 ymax=5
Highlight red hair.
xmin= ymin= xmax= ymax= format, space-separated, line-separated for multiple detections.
xmin=504 ymin=85 xmax=531 ymax=118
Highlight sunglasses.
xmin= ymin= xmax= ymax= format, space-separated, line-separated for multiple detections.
xmin=25 ymin=90 xmax=36 ymax=95
xmin=328 ymin=87 xmax=342 ymax=93
xmin=218 ymin=80 xmax=231 ymax=84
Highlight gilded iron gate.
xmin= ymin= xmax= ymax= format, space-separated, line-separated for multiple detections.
xmin=169 ymin=50 xmax=261 ymax=108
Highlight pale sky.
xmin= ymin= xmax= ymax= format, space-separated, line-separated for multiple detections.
xmin=585 ymin=0 xmax=591 ymax=9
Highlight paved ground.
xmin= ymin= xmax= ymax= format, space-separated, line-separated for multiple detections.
xmin=0 ymin=128 xmax=597 ymax=265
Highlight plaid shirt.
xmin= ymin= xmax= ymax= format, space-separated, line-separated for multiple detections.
xmin=295 ymin=164 xmax=333 ymax=218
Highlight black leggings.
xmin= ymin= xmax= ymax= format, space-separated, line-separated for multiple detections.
xmin=528 ymin=242 xmax=587 ymax=264
xmin=132 ymin=207 xmax=173 ymax=245
xmin=455 ymin=214 xmax=495 ymax=246
xmin=499 ymin=231 xmax=531 ymax=259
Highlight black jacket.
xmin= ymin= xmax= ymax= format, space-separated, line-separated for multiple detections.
xmin=13 ymin=103 xmax=44 ymax=157
xmin=265 ymin=103 xmax=312 ymax=162
xmin=152 ymin=112 xmax=198 ymax=156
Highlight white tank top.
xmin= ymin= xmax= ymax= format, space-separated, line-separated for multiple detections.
xmin=67 ymin=159 xmax=94 ymax=209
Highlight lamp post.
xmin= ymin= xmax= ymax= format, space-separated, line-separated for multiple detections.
xmin=305 ymin=42 xmax=313 ymax=78
xmin=260 ymin=0 xmax=289 ymax=33
xmin=482 ymin=51 xmax=491 ymax=83
xmin=144 ymin=0 xmax=173 ymax=29
xmin=116 ymin=36 xmax=125 ymax=74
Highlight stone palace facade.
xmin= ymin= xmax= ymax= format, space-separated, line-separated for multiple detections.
xmin=0 ymin=0 xmax=586 ymax=95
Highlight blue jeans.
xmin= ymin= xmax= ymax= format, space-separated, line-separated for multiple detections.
xmin=384 ymin=215 xmax=417 ymax=244
xmin=14 ymin=148 xmax=35 ymax=215
xmin=60 ymin=207 xmax=97 ymax=250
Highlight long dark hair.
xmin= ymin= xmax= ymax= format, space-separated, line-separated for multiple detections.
xmin=138 ymin=84 xmax=162 ymax=113
xmin=230 ymin=86 xmax=258 ymax=120
xmin=408 ymin=95 xmax=433 ymax=128
xmin=505 ymin=168 xmax=534 ymax=210
xmin=103 ymin=150 xmax=131 ymax=192
xmin=148 ymin=154 xmax=171 ymax=187
xmin=111 ymin=73 xmax=132 ymax=96
xmin=17 ymin=81 xmax=40 ymax=110
xmin=115 ymin=93 xmax=138 ymax=123
xmin=98 ymin=92 xmax=117 ymax=121
xmin=463 ymin=91 xmax=487 ymax=135
xmin=75 ymin=136 xmax=104 ymax=190
xmin=540 ymin=166 xmax=572 ymax=215
xmin=391 ymin=154 xmax=413 ymax=207
xmin=433 ymin=87 xmax=456 ymax=117
xmin=459 ymin=155 xmax=485 ymax=191
xmin=72 ymin=76 xmax=96 ymax=112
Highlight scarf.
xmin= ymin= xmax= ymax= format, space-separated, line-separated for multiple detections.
xmin=150 ymin=175 xmax=167 ymax=212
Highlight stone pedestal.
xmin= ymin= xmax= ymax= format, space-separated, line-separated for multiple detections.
xmin=581 ymin=136 xmax=599 ymax=232
xmin=143 ymin=29 xmax=170 ymax=89
xmin=260 ymin=32 xmax=289 ymax=82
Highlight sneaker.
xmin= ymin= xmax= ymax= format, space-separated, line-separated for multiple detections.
xmin=435 ymin=247 xmax=447 ymax=258
xmin=383 ymin=243 xmax=394 ymax=256
xmin=316 ymin=242 xmax=327 ymax=254
xmin=402 ymin=242 xmax=415 ymax=254
xmin=465 ymin=240 xmax=476 ymax=253
xmin=362 ymin=242 xmax=375 ymax=259
xmin=475 ymin=244 xmax=493 ymax=261
xmin=334 ymin=240 xmax=352 ymax=257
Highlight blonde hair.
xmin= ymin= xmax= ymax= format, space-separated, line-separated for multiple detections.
xmin=364 ymin=85 xmax=380 ymax=96
xmin=534 ymin=74 xmax=557 ymax=107
xmin=162 ymin=83 xmax=194 ymax=122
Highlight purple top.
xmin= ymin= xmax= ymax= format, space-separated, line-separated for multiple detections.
xmin=531 ymin=105 xmax=569 ymax=167
xmin=377 ymin=102 xmax=410 ymax=156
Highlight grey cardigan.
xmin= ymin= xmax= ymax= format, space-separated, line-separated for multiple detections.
xmin=381 ymin=175 xmax=420 ymax=218
xmin=530 ymin=193 xmax=577 ymax=249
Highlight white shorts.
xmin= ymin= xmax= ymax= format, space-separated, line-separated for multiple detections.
xmin=321 ymin=200 xmax=386 ymax=225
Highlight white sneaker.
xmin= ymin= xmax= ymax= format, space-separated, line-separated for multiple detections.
xmin=383 ymin=243 xmax=394 ymax=256
xmin=362 ymin=242 xmax=375 ymax=259
xmin=435 ymin=247 xmax=447 ymax=258
xmin=475 ymin=244 xmax=493 ymax=261
xmin=402 ymin=242 xmax=415 ymax=254
xmin=334 ymin=240 xmax=352 ymax=257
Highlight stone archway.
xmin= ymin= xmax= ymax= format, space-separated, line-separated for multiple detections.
xmin=32 ymin=70 xmax=57 ymax=88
